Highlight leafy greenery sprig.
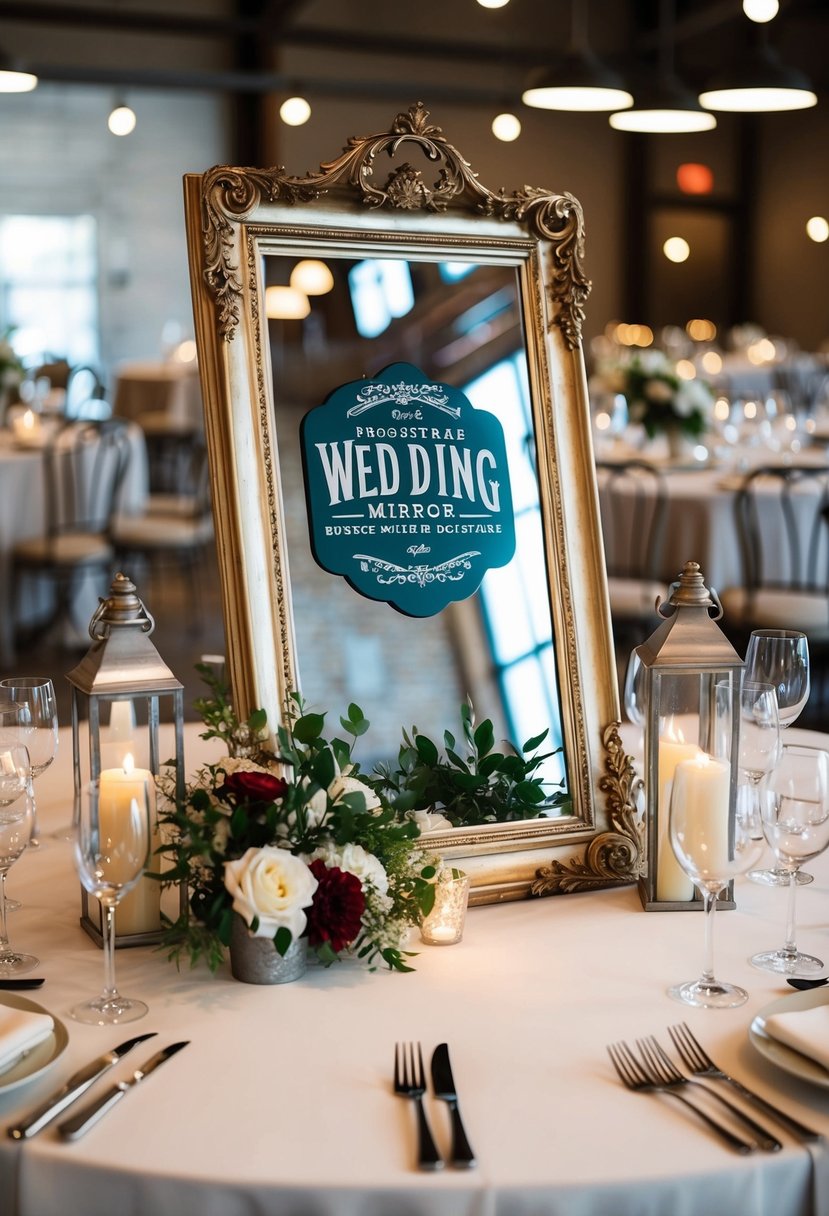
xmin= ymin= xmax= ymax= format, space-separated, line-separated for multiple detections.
xmin=372 ymin=700 xmax=571 ymax=828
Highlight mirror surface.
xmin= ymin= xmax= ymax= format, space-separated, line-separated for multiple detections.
xmin=265 ymin=253 xmax=568 ymax=822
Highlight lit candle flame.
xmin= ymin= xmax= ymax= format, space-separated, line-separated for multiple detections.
xmin=123 ymin=752 xmax=135 ymax=775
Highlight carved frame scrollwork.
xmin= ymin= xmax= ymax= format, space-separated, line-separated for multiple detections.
xmin=184 ymin=104 xmax=639 ymax=904
xmin=200 ymin=103 xmax=590 ymax=350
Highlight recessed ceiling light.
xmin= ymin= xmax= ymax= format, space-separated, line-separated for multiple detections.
xmin=663 ymin=237 xmax=690 ymax=263
xmin=491 ymin=113 xmax=521 ymax=141
xmin=806 ymin=217 xmax=829 ymax=244
xmin=743 ymin=0 xmax=779 ymax=22
xmin=280 ymin=96 xmax=311 ymax=126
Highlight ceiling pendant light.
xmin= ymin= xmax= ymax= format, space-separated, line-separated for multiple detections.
xmin=522 ymin=0 xmax=632 ymax=113
xmin=699 ymin=27 xmax=817 ymax=113
xmin=0 ymin=48 xmax=37 ymax=93
xmin=610 ymin=0 xmax=716 ymax=133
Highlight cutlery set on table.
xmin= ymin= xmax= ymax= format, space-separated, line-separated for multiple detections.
xmin=608 ymin=1022 xmax=823 ymax=1153
xmin=394 ymin=1041 xmax=476 ymax=1171
xmin=6 ymin=1033 xmax=189 ymax=1141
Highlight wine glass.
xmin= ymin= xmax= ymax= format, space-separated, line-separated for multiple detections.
xmin=0 ymin=677 xmax=59 ymax=849
xmin=69 ymin=774 xmax=151 ymax=1025
xmin=0 ymin=705 xmax=30 ymax=911
xmin=743 ymin=631 xmax=811 ymax=885
xmin=751 ymin=745 xmax=829 ymax=978
xmin=716 ymin=682 xmax=781 ymax=838
xmin=668 ymin=753 xmax=765 ymax=1008
xmin=0 ymin=743 xmax=37 ymax=976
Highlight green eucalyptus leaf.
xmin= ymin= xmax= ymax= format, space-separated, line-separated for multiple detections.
xmin=274 ymin=926 xmax=293 ymax=957
xmin=415 ymin=734 xmax=439 ymax=766
xmin=522 ymin=728 xmax=550 ymax=753
xmin=293 ymin=713 xmax=325 ymax=743
xmin=473 ymin=719 xmax=495 ymax=756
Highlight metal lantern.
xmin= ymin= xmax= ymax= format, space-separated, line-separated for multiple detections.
xmin=635 ymin=561 xmax=744 ymax=911
xmin=66 ymin=572 xmax=186 ymax=947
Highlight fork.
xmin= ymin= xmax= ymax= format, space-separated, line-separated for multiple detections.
xmin=607 ymin=1041 xmax=755 ymax=1154
xmin=394 ymin=1042 xmax=443 ymax=1171
xmin=669 ymin=1022 xmax=824 ymax=1144
xmin=636 ymin=1036 xmax=782 ymax=1152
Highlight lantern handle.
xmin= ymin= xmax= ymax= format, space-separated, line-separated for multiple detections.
xmin=87 ymin=592 xmax=156 ymax=640
xmin=656 ymin=583 xmax=724 ymax=621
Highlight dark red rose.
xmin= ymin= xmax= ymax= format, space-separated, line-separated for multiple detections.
xmin=305 ymin=860 xmax=366 ymax=954
xmin=223 ymin=770 xmax=288 ymax=803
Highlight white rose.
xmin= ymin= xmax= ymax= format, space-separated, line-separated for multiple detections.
xmin=216 ymin=756 xmax=276 ymax=780
xmin=328 ymin=766 xmax=382 ymax=813
xmin=639 ymin=349 xmax=671 ymax=375
xmin=410 ymin=810 xmax=453 ymax=834
xmin=307 ymin=841 xmax=389 ymax=896
xmin=224 ymin=846 xmax=318 ymax=939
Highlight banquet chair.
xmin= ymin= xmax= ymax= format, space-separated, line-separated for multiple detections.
xmin=596 ymin=459 xmax=668 ymax=652
xmin=10 ymin=417 xmax=132 ymax=653
xmin=111 ymin=436 xmax=214 ymax=629
xmin=720 ymin=465 xmax=829 ymax=659
xmin=65 ymin=364 xmax=109 ymax=420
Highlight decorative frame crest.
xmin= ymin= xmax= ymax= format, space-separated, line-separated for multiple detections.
xmin=200 ymin=103 xmax=590 ymax=349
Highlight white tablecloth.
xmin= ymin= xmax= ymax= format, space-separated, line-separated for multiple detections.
xmin=0 ymin=725 xmax=828 ymax=1215
xmin=596 ymin=458 xmax=829 ymax=594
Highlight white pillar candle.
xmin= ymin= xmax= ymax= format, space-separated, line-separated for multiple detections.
xmin=98 ymin=754 xmax=160 ymax=937
xmin=673 ymin=753 xmax=731 ymax=885
xmin=656 ymin=735 xmax=701 ymax=901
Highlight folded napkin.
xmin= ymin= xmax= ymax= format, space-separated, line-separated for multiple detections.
xmin=763 ymin=1003 xmax=829 ymax=1073
xmin=0 ymin=1005 xmax=54 ymax=1075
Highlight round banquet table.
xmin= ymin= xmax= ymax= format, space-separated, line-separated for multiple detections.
xmin=1 ymin=724 xmax=828 ymax=1216
xmin=595 ymin=450 xmax=829 ymax=593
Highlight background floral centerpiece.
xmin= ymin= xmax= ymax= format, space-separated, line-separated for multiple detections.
xmin=594 ymin=349 xmax=715 ymax=443
xmin=157 ymin=671 xmax=436 ymax=974
xmin=0 ymin=327 xmax=24 ymax=414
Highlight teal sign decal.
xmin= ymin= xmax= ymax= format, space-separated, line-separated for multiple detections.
xmin=301 ymin=362 xmax=516 ymax=617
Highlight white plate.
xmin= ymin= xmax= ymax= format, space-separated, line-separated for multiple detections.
xmin=749 ymin=986 xmax=829 ymax=1090
xmin=0 ymin=993 xmax=69 ymax=1095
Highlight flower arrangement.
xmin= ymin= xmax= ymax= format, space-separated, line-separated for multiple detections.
xmin=371 ymin=700 xmax=571 ymax=829
xmin=156 ymin=670 xmax=437 ymax=974
xmin=594 ymin=349 xmax=715 ymax=440
xmin=0 ymin=328 xmax=24 ymax=399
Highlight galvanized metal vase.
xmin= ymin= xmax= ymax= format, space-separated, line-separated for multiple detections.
xmin=229 ymin=916 xmax=308 ymax=984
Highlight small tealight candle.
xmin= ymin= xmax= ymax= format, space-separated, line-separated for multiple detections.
xmin=420 ymin=872 xmax=470 ymax=946
xmin=12 ymin=408 xmax=43 ymax=447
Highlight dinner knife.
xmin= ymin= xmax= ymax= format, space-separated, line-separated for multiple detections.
xmin=430 ymin=1043 xmax=476 ymax=1168
xmin=7 ymin=1032 xmax=158 ymax=1140
xmin=58 ymin=1041 xmax=189 ymax=1141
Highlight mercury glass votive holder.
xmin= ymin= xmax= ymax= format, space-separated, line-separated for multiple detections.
xmin=420 ymin=873 xmax=470 ymax=946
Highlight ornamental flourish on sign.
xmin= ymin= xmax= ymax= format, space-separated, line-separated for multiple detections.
xmin=355 ymin=552 xmax=480 ymax=588
xmin=347 ymin=382 xmax=458 ymax=418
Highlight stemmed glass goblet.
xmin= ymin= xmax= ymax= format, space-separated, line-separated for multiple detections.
xmin=743 ymin=630 xmax=811 ymax=885
xmin=728 ymin=681 xmax=781 ymax=838
xmin=0 ymin=677 xmax=59 ymax=849
xmin=668 ymin=753 xmax=765 ymax=1008
xmin=69 ymin=773 xmax=151 ymax=1025
xmin=0 ymin=743 xmax=37 ymax=976
xmin=751 ymin=745 xmax=829 ymax=978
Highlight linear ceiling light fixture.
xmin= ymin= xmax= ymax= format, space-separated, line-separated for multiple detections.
xmin=522 ymin=0 xmax=632 ymax=113
xmin=609 ymin=0 xmax=715 ymax=133
xmin=699 ymin=27 xmax=817 ymax=113
xmin=0 ymin=48 xmax=37 ymax=93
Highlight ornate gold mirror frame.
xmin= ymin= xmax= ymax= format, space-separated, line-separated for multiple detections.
xmin=183 ymin=104 xmax=641 ymax=905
